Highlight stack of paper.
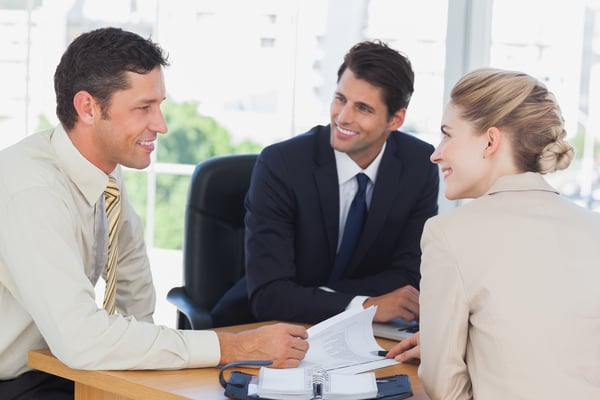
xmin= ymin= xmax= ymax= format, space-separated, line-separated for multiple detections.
xmin=256 ymin=366 xmax=378 ymax=400
xmin=301 ymin=305 xmax=398 ymax=374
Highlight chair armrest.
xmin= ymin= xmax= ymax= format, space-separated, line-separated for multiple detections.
xmin=166 ymin=287 xmax=214 ymax=330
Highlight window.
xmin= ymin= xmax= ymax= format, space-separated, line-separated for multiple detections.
xmin=3 ymin=0 xmax=595 ymax=328
xmin=490 ymin=0 xmax=600 ymax=210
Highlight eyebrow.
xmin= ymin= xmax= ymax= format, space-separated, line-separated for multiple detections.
xmin=137 ymin=96 xmax=166 ymax=105
xmin=335 ymin=91 xmax=376 ymax=113
xmin=356 ymin=101 xmax=375 ymax=113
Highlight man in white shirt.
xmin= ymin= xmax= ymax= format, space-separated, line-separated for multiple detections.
xmin=0 ymin=27 xmax=308 ymax=399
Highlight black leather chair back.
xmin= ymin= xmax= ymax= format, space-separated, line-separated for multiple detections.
xmin=167 ymin=153 xmax=257 ymax=329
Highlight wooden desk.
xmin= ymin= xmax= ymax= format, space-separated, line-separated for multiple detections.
xmin=28 ymin=323 xmax=428 ymax=400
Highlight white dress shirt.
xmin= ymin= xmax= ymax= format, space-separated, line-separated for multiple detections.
xmin=322 ymin=143 xmax=385 ymax=309
xmin=0 ymin=125 xmax=220 ymax=380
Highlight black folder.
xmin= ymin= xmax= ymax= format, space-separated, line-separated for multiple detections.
xmin=219 ymin=361 xmax=413 ymax=400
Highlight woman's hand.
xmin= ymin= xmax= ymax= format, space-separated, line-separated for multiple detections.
xmin=386 ymin=332 xmax=420 ymax=363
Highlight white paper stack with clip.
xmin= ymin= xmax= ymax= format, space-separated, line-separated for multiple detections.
xmin=256 ymin=366 xmax=378 ymax=400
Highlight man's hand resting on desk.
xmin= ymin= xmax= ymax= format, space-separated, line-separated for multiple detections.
xmin=386 ymin=332 xmax=421 ymax=363
xmin=363 ymin=285 xmax=419 ymax=322
xmin=217 ymin=323 xmax=309 ymax=368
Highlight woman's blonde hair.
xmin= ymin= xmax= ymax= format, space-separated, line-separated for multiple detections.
xmin=450 ymin=68 xmax=574 ymax=173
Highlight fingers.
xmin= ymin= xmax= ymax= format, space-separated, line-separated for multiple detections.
xmin=287 ymin=345 xmax=309 ymax=362
xmin=371 ymin=285 xmax=421 ymax=322
xmin=265 ymin=323 xmax=309 ymax=352
xmin=398 ymin=284 xmax=420 ymax=297
xmin=386 ymin=332 xmax=420 ymax=358
xmin=292 ymin=335 xmax=309 ymax=352
xmin=279 ymin=323 xmax=309 ymax=340
xmin=266 ymin=335 xmax=309 ymax=368
xmin=396 ymin=286 xmax=420 ymax=321
xmin=396 ymin=307 xmax=418 ymax=322
xmin=387 ymin=338 xmax=414 ymax=358
xmin=219 ymin=323 xmax=310 ymax=367
xmin=257 ymin=324 xmax=310 ymax=366
xmin=394 ymin=345 xmax=420 ymax=363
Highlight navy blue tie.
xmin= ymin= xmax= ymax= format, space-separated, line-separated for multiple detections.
xmin=329 ymin=173 xmax=369 ymax=283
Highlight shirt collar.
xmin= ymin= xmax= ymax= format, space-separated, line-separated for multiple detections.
xmin=334 ymin=141 xmax=386 ymax=185
xmin=50 ymin=124 xmax=116 ymax=206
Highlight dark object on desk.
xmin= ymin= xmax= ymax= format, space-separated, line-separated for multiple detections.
xmin=219 ymin=360 xmax=272 ymax=399
xmin=375 ymin=374 xmax=413 ymax=399
xmin=167 ymin=154 xmax=258 ymax=329
xmin=372 ymin=318 xmax=419 ymax=342
xmin=218 ymin=361 xmax=413 ymax=400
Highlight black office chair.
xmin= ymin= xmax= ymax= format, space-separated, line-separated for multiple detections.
xmin=167 ymin=153 xmax=258 ymax=330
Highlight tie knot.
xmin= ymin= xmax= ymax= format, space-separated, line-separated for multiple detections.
xmin=104 ymin=176 xmax=120 ymax=208
xmin=356 ymin=173 xmax=369 ymax=191
xmin=104 ymin=175 xmax=119 ymax=197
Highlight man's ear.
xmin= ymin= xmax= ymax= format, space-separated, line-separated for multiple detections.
xmin=72 ymin=90 xmax=98 ymax=126
xmin=483 ymin=126 xmax=502 ymax=158
xmin=387 ymin=108 xmax=406 ymax=131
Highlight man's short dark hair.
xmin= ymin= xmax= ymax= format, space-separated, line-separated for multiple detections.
xmin=54 ymin=27 xmax=170 ymax=130
xmin=337 ymin=40 xmax=414 ymax=119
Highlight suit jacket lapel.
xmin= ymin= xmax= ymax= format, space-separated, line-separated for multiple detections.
xmin=313 ymin=126 xmax=339 ymax=267
xmin=346 ymin=136 xmax=403 ymax=275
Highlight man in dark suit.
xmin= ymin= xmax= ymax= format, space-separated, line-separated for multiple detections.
xmin=213 ymin=40 xmax=438 ymax=325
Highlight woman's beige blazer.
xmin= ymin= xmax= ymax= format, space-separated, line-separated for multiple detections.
xmin=419 ymin=172 xmax=600 ymax=400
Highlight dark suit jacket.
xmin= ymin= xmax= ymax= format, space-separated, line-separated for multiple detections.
xmin=212 ymin=124 xmax=438 ymax=325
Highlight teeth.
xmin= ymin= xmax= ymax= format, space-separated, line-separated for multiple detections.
xmin=139 ymin=140 xmax=154 ymax=146
xmin=338 ymin=126 xmax=357 ymax=136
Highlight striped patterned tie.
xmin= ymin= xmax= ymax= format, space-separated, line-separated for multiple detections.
xmin=103 ymin=175 xmax=121 ymax=315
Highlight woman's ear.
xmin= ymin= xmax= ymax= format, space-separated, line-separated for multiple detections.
xmin=483 ymin=126 xmax=502 ymax=158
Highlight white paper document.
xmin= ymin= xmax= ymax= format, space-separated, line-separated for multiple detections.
xmin=299 ymin=306 xmax=398 ymax=374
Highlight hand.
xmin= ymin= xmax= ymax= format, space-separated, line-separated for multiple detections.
xmin=363 ymin=285 xmax=419 ymax=322
xmin=386 ymin=332 xmax=420 ymax=363
xmin=217 ymin=323 xmax=309 ymax=368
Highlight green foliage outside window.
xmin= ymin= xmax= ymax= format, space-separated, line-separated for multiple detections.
xmin=153 ymin=173 xmax=190 ymax=249
xmin=157 ymin=101 xmax=235 ymax=164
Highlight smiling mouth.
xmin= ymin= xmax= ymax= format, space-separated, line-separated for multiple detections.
xmin=138 ymin=139 xmax=156 ymax=152
xmin=336 ymin=125 xmax=358 ymax=137
xmin=441 ymin=167 xmax=452 ymax=179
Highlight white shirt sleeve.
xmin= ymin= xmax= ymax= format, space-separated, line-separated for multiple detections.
xmin=0 ymin=184 xmax=220 ymax=377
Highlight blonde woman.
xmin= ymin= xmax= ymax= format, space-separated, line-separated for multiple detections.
xmin=388 ymin=68 xmax=600 ymax=399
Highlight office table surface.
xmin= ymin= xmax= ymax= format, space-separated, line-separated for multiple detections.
xmin=28 ymin=322 xmax=428 ymax=400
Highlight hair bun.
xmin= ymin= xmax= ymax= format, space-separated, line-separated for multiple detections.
xmin=538 ymin=140 xmax=575 ymax=173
